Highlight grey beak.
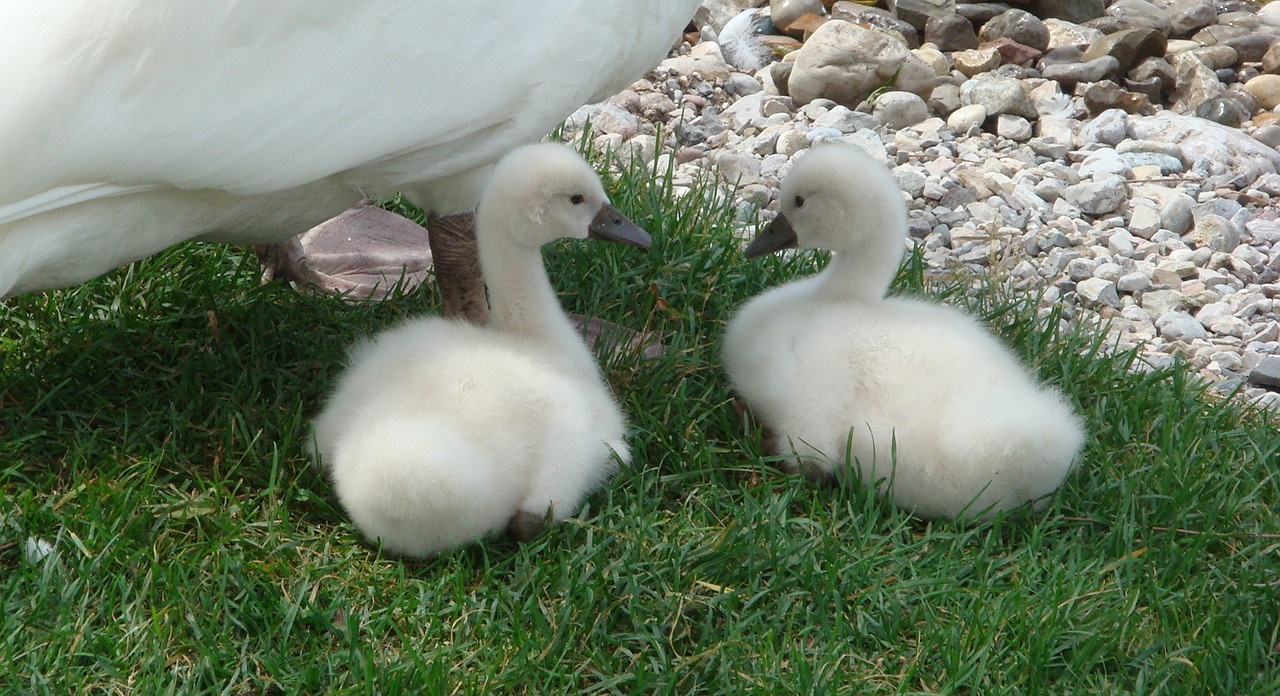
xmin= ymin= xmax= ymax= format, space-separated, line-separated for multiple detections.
xmin=589 ymin=204 xmax=651 ymax=249
xmin=744 ymin=213 xmax=799 ymax=259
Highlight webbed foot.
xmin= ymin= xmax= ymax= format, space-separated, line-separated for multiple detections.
xmin=507 ymin=509 xmax=548 ymax=542
xmin=255 ymin=201 xmax=433 ymax=300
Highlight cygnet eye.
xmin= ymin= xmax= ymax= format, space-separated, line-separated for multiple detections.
xmin=570 ymin=194 xmax=586 ymax=205
xmin=794 ymin=195 xmax=805 ymax=208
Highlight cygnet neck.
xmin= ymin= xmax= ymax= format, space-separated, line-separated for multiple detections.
xmin=475 ymin=221 xmax=590 ymax=372
xmin=811 ymin=240 xmax=902 ymax=304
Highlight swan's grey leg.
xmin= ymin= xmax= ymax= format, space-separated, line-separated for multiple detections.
xmin=733 ymin=397 xmax=837 ymax=487
xmin=732 ymin=396 xmax=779 ymax=453
xmin=507 ymin=509 xmax=548 ymax=542
xmin=428 ymin=212 xmax=489 ymax=325
xmin=782 ymin=458 xmax=839 ymax=488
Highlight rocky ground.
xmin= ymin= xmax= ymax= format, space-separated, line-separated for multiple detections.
xmin=561 ymin=0 xmax=1280 ymax=416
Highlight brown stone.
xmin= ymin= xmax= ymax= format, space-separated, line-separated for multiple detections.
xmin=1079 ymin=80 xmax=1154 ymax=116
xmin=1264 ymin=40 xmax=1280 ymax=75
xmin=760 ymin=35 xmax=805 ymax=52
xmin=1253 ymin=112 xmax=1280 ymax=128
xmin=785 ymin=13 xmax=831 ymax=41
xmin=980 ymin=37 xmax=1043 ymax=66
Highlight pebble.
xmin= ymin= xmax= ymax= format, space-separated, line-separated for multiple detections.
xmin=565 ymin=0 xmax=1280 ymax=417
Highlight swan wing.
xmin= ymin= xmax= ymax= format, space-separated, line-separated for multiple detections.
xmin=0 ymin=1 xmax=696 ymax=206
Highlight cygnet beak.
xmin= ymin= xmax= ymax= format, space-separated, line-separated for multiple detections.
xmin=589 ymin=204 xmax=651 ymax=249
xmin=744 ymin=213 xmax=799 ymax=258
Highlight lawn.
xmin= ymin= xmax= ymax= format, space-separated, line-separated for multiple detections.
xmin=2 ymin=153 xmax=1278 ymax=694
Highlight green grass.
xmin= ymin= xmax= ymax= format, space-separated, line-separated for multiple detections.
xmin=2 ymin=151 xmax=1278 ymax=694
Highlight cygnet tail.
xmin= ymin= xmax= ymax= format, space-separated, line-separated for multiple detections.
xmin=328 ymin=416 xmax=512 ymax=558
xmin=943 ymin=388 xmax=1085 ymax=517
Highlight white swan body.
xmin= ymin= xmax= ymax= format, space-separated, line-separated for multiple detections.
xmin=310 ymin=143 xmax=648 ymax=557
xmin=723 ymin=146 xmax=1084 ymax=520
xmin=0 ymin=1 xmax=698 ymax=298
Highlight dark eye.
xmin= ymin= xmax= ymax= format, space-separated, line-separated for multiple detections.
xmin=570 ymin=194 xmax=585 ymax=205
xmin=794 ymin=195 xmax=805 ymax=208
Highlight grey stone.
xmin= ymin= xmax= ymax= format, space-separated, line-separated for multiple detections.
xmin=832 ymin=4 xmax=922 ymax=46
xmin=1067 ymin=257 xmax=1098 ymax=282
xmin=788 ymin=20 xmax=937 ymax=107
xmin=1263 ymin=39 xmax=1280 ymax=74
xmin=1118 ymin=271 xmax=1153 ymax=293
xmin=1042 ymin=56 xmax=1120 ymax=89
xmin=946 ymin=103 xmax=988 ymax=133
xmin=978 ymin=9 xmax=1050 ymax=53
xmin=769 ymin=62 xmax=794 ymax=97
xmin=1187 ymin=45 xmax=1240 ymax=72
xmin=1082 ymin=28 xmax=1168 ymax=76
xmin=1193 ymin=24 xmax=1254 ymax=48
xmin=727 ymin=73 xmax=764 ymax=97
xmin=928 ymin=82 xmax=962 ymax=116
xmin=568 ymin=103 xmax=641 ymax=137
xmin=1143 ymin=290 xmax=1185 ymax=318
xmin=1079 ymin=149 xmax=1131 ymax=179
xmin=1120 ymin=152 xmax=1184 ymax=175
xmin=1078 ymin=277 xmax=1122 ymax=307
xmin=1064 ymin=175 xmax=1128 ymax=215
xmin=1194 ymin=96 xmax=1251 ymax=129
xmin=1080 ymin=108 xmax=1129 ymax=146
xmin=1209 ymin=316 xmax=1249 ymax=338
xmin=838 ymin=129 xmax=891 ymax=162
xmin=959 ymin=73 xmax=1038 ymax=119
xmin=813 ymin=105 xmax=879 ymax=132
xmin=1248 ymin=356 xmax=1280 ymax=388
xmin=1129 ymin=206 xmax=1162 ymax=239
xmin=996 ymin=114 xmax=1033 ymax=141
xmin=1107 ymin=0 xmax=1172 ymax=35
xmin=956 ymin=3 xmax=1013 ymax=26
xmin=924 ymin=13 xmax=979 ymax=52
xmin=1171 ymin=52 xmax=1225 ymax=115
xmin=1158 ymin=191 xmax=1196 ymax=235
xmin=1108 ymin=229 xmax=1137 ymax=256
xmin=1187 ymin=214 xmax=1243 ymax=253
xmin=1130 ymin=57 xmax=1176 ymax=98
xmin=1156 ymin=311 xmax=1209 ymax=341
xmin=1131 ymin=112 xmax=1280 ymax=189
xmin=894 ymin=166 xmax=929 ymax=198
xmin=1166 ymin=0 xmax=1216 ymax=38
xmin=874 ymin=91 xmax=931 ymax=129
xmin=1253 ymin=125 xmax=1280 ymax=151
xmin=1043 ymin=18 xmax=1105 ymax=50
xmin=1029 ymin=0 xmax=1106 ymax=25
xmin=721 ymin=93 xmax=770 ymax=131
xmin=888 ymin=0 xmax=957 ymax=31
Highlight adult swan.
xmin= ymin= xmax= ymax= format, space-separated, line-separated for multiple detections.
xmin=0 ymin=1 xmax=700 ymax=316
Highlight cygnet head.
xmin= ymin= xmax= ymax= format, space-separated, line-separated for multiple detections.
xmin=477 ymin=143 xmax=650 ymax=250
xmin=745 ymin=146 xmax=908 ymax=296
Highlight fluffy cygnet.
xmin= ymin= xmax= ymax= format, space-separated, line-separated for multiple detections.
xmin=723 ymin=145 xmax=1085 ymax=520
xmin=311 ymin=143 xmax=649 ymax=556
